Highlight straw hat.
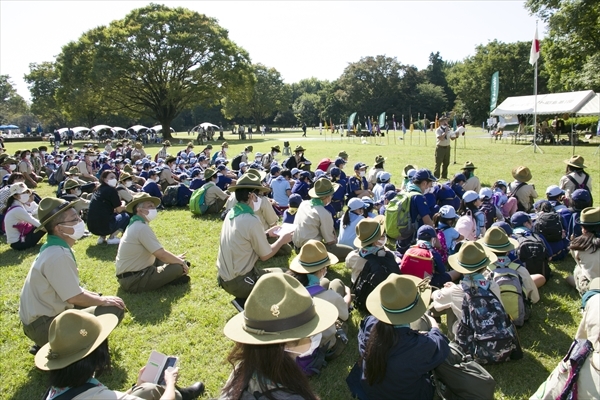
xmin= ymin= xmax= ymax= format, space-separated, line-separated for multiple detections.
xmin=35 ymin=197 xmax=80 ymax=233
xmin=576 ymin=207 xmax=600 ymax=226
xmin=204 ymin=168 xmax=217 ymax=180
xmin=462 ymin=161 xmax=477 ymax=170
xmin=354 ymin=215 xmax=386 ymax=248
xmin=477 ymin=226 xmax=519 ymax=253
xmin=564 ymin=155 xmax=586 ymax=169
xmin=125 ymin=192 xmax=161 ymax=214
xmin=308 ymin=179 xmax=339 ymax=198
xmin=227 ymin=173 xmax=270 ymax=193
xmin=448 ymin=242 xmax=497 ymax=275
xmin=512 ymin=166 xmax=532 ymax=183
xmin=9 ymin=182 xmax=31 ymax=197
xmin=35 ymin=310 xmax=119 ymax=371
xmin=366 ymin=274 xmax=431 ymax=325
xmin=290 ymin=240 xmax=339 ymax=274
xmin=223 ymin=273 xmax=338 ymax=345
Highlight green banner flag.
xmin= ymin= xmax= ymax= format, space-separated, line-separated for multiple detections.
xmin=378 ymin=112 xmax=386 ymax=127
xmin=490 ymin=71 xmax=499 ymax=112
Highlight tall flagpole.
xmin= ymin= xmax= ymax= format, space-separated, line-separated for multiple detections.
xmin=533 ymin=20 xmax=538 ymax=153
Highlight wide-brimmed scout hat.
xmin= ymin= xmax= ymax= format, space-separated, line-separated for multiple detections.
xmin=9 ymin=182 xmax=31 ymax=197
xmin=338 ymin=150 xmax=348 ymax=159
xmin=35 ymin=197 xmax=80 ymax=233
xmin=462 ymin=161 xmax=477 ymax=170
xmin=223 ymin=273 xmax=338 ymax=345
xmin=1 ymin=157 xmax=16 ymax=165
xmin=294 ymin=145 xmax=306 ymax=152
xmin=576 ymin=207 xmax=600 ymax=226
xmin=118 ymin=172 xmax=132 ymax=182
xmin=165 ymin=156 xmax=177 ymax=164
xmin=204 ymin=168 xmax=217 ymax=180
xmin=308 ymin=178 xmax=339 ymax=198
xmin=163 ymin=140 xmax=171 ymax=147
xmin=84 ymin=150 xmax=96 ymax=156
xmin=221 ymin=142 xmax=229 ymax=148
xmin=35 ymin=310 xmax=118 ymax=371
xmin=403 ymin=164 xmax=416 ymax=177
xmin=134 ymin=142 xmax=143 ymax=149
xmin=247 ymin=168 xmax=268 ymax=181
xmin=271 ymin=145 xmax=281 ymax=152
xmin=564 ymin=155 xmax=586 ymax=169
xmin=366 ymin=274 xmax=431 ymax=325
xmin=512 ymin=166 xmax=532 ymax=183
xmin=448 ymin=242 xmax=497 ymax=275
xmin=477 ymin=226 xmax=519 ymax=254
xmin=290 ymin=240 xmax=339 ymax=274
xmin=125 ymin=192 xmax=161 ymax=214
xmin=375 ymin=155 xmax=387 ymax=164
xmin=354 ymin=215 xmax=386 ymax=248
xmin=439 ymin=115 xmax=449 ymax=122
xmin=228 ymin=173 xmax=270 ymax=193
xmin=63 ymin=179 xmax=81 ymax=191
xmin=65 ymin=167 xmax=80 ymax=176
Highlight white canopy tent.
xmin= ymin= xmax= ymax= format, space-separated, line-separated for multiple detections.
xmin=127 ymin=125 xmax=151 ymax=134
xmin=90 ymin=125 xmax=113 ymax=133
xmin=150 ymin=125 xmax=175 ymax=133
xmin=575 ymin=93 xmax=600 ymax=116
xmin=491 ymin=90 xmax=596 ymax=116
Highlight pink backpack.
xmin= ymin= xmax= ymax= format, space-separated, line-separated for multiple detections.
xmin=436 ymin=228 xmax=449 ymax=264
xmin=456 ymin=210 xmax=476 ymax=241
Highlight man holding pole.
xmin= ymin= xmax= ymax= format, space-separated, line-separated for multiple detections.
xmin=434 ymin=116 xmax=456 ymax=180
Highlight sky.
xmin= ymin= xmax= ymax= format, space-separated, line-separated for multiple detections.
xmin=0 ymin=1 xmax=545 ymax=101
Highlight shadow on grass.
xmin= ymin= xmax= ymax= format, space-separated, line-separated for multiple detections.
xmin=117 ymin=281 xmax=191 ymax=325
xmin=85 ymin=244 xmax=118 ymax=262
xmin=9 ymin=366 xmax=46 ymax=400
xmin=0 ymin=245 xmax=40 ymax=267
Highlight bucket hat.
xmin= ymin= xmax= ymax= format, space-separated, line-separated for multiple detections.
xmin=223 ymin=273 xmax=338 ymax=345
xmin=35 ymin=310 xmax=118 ymax=371
xmin=512 ymin=166 xmax=532 ymax=183
xmin=477 ymin=226 xmax=518 ymax=253
xmin=35 ymin=197 xmax=80 ymax=233
xmin=448 ymin=242 xmax=497 ymax=274
xmin=271 ymin=145 xmax=281 ymax=152
xmin=375 ymin=155 xmax=387 ymax=164
xmin=126 ymin=192 xmax=161 ymax=214
xmin=308 ymin=179 xmax=339 ymax=198
xmin=290 ymin=240 xmax=339 ymax=274
xmin=564 ymin=155 xmax=586 ymax=169
xmin=228 ymin=173 xmax=270 ymax=193
xmin=366 ymin=274 xmax=431 ymax=325
xmin=9 ymin=182 xmax=31 ymax=197
xmin=354 ymin=215 xmax=385 ymax=248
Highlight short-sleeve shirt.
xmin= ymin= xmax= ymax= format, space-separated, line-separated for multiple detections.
xmin=115 ymin=220 xmax=163 ymax=275
xmin=347 ymin=175 xmax=368 ymax=200
xmin=270 ymin=176 xmax=291 ymax=206
xmin=292 ymin=200 xmax=336 ymax=248
xmin=204 ymin=182 xmax=229 ymax=206
xmin=508 ymin=181 xmax=538 ymax=211
xmin=19 ymin=243 xmax=83 ymax=324
xmin=216 ymin=175 xmax=232 ymax=191
xmin=463 ymin=176 xmax=481 ymax=193
xmin=217 ymin=212 xmax=272 ymax=282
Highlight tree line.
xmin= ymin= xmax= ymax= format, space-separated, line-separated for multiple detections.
xmin=1 ymin=1 xmax=596 ymax=139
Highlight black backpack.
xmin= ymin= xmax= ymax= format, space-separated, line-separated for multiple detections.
xmin=479 ymin=200 xmax=496 ymax=229
xmin=351 ymin=251 xmax=400 ymax=312
xmin=231 ymin=153 xmax=243 ymax=171
xmin=534 ymin=212 xmax=563 ymax=242
xmin=515 ymin=232 xmax=551 ymax=279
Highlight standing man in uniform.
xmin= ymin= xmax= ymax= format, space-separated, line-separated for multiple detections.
xmin=434 ymin=116 xmax=456 ymax=180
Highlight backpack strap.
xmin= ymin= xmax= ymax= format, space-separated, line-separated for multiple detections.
xmin=306 ymin=285 xmax=326 ymax=297
xmin=42 ymin=382 xmax=97 ymax=400
xmin=566 ymin=175 xmax=579 ymax=188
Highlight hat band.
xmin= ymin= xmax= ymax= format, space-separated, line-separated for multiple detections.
xmin=381 ymin=293 xmax=419 ymax=314
xmin=243 ymin=303 xmax=316 ymax=334
xmin=457 ymin=257 xmax=489 ymax=270
xmin=316 ymin=188 xmax=333 ymax=196
xmin=484 ymin=241 xmax=511 ymax=249
xmin=361 ymin=226 xmax=381 ymax=245
xmin=299 ymin=256 xmax=329 ymax=268
xmin=41 ymin=202 xmax=72 ymax=225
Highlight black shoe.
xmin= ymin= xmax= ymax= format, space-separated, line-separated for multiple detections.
xmin=167 ymin=275 xmax=191 ymax=286
xmin=177 ymin=382 xmax=205 ymax=400
xmin=29 ymin=345 xmax=40 ymax=355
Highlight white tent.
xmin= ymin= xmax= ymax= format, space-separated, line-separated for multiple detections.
xmin=150 ymin=125 xmax=175 ymax=133
xmin=90 ymin=125 xmax=112 ymax=133
xmin=491 ymin=90 xmax=596 ymax=116
xmin=575 ymin=93 xmax=600 ymax=116
xmin=112 ymin=126 xmax=127 ymax=133
xmin=72 ymin=126 xmax=90 ymax=134
xmin=127 ymin=125 xmax=150 ymax=133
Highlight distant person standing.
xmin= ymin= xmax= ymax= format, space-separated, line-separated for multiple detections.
xmin=302 ymin=122 xmax=307 ymax=137
xmin=434 ymin=116 xmax=455 ymax=180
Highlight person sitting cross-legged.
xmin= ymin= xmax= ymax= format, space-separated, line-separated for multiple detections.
xmin=115 ymin=193 xmax=191 ymax=293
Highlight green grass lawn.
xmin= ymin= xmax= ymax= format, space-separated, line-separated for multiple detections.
xmin=1 ymin=128 xmax=599 ymax=399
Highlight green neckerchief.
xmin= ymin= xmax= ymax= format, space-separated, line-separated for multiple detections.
xmin=310 ymin=198 xmax=324 ymax=207
xmin=229 ymin=202 xmax=254 ymax=220
xmin=40 ymin=235 xmax=76 ymax=262
xmin=128 ymin=215 xmax=146 ymax=228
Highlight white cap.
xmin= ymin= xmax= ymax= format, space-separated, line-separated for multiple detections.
xmin=348 ymin=198 xmax=365 ymax=211
xmin=291 ymin=168 xmax=300 ymax=176
xmin=406 ymin=169 xmax=417 ymax=179
xmin=439 ymin=205 xmax=458 ymax=219
xmin=314 ymin=169 xmax=325 ymax=178
xmin=546 ymin=185 xmax=564 ymax=197
xmin=463 ymin=190 xmax=479 ymax=203
xmin=479 ymin=187 xmax=493 ymax=199
xmin=378 ymin=171 xmax=391 ymax=182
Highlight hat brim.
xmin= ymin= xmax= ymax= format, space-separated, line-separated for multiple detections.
xmin=366 ymin=274 xmax=431 ymax=325
xmin=354 ymin=216 xmax=386 ymax=248
xmin=564 ymin=160 xmax=587 ymax=169
xmin=289 ymin=252 xmax=339 ymax=274
xmin=35 ymin=313 xmax=119 ymax=371
xmin=204 ymin=171 xmax=216 ymax=180
xmin=576 ymin=216 xmax=600 ymax=226
xmin=477 ymin=236 xmax=519 ymax=253
xmin=35 ymin=200 xmax=80 ymax=233
xmin=463 ymin=166 xmax=477 ymax=170
xmin=589 ymin=277 xmax=600 ymax=291
xmin=448 ymin=250 xmax=498 ymax=274
xmin=228 ymin=184 xmax=271 ymax=193
xmin=223 ymin=297 xmax=338 ymax=345
xmin=308 ymin=182 xmax=340 ymax=198
xmin=126 ymin=195 xmax=161 ymax=214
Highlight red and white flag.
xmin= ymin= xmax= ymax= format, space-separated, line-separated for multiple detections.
xmin=529 ymin=26 xmax=540 ymax=65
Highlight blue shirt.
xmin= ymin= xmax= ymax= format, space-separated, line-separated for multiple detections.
xmin=270 ymin=176 xmax=291 ymax=206
xmin=338 ymin=212 xmax=364 ymax=248
xmin=409 ymin=191 xmax=431 ymax=228
xmin=373 ymin=183 xmax=386 ymax=202
xmin=347 ymin=175 xmax=368 ymax=200
xmin=216 ymin=175 xmax=232 ymax=191
xmin=142 ymin=181 xmax=162 ymax=199
xmin=438 ymin=223 xmax=461 ymax=254
xmin=291 ymin=180 xmax=310 ymax=200
xmin=190 ymin=178 xmax=205 ymax=190
xmin=139 ymin=170 xmax=150 ymax=180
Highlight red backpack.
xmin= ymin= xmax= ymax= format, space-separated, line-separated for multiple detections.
xmin=399 ymin=245 xmax=434 ymax=279
xmin=317 ymin=158 xmax=332 ymax=172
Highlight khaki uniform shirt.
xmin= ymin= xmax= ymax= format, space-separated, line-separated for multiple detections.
xmin=508 ymin=181 xmax=538 ymax=211
xmin=292 ymin=200 xmax=336 ymax=248
xmin=116 ymin=184 xmax=134 ymax=203
xmin=18 ymin=160 xmax=33 ymax=175
xmin=205 ymin=183 xmax=229 ymax=206
xmin=436 ymin=126 xmax=452 ymax=147
xmin=115 ymin=220 xmax=163 ymax=275
xmin=463 ymin=176 xmax=481 ymax=193
xmin=367 ymin=167 xmax=383 ymax=186
xmin=559 ymin=172 xmax=593 ymax=200
xmin=217 ymin=212 xmax=272 ymax=281
xmin=19 ymin=244 xmax=83 ymax=325
xmin=77 ymin=160 xmax=94 ymax=178
xmin=225 ymin=195 xmax=278 ymax=230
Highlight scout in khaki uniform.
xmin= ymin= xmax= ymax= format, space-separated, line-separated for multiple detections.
xmin=19 ymin=197 xmax=125 ymax=354
xmin=461 ymin=161 xmax=481 ymax=193
xmin=216 ymin=173 xmax=293 ymax=299
xmin=115 ymin=193 xmax=191 ymax=293
xmin=508 ymin=166 xmax=538 ymax=212
xmin=116 ymin=171 xmax=135 ymax=204
xmin=202 ymin=168 xmax=229 ymax=214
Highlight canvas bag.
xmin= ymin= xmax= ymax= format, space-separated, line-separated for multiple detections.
xmin=456 ymin=210 xmax=476 ymax=241
xmin=491 ymin=263 xmax=531 ymax=327
xmin=399 ymin=245 xmax=434 ymax=279
xmin=384 ymin=191 xmax=418 ymax=240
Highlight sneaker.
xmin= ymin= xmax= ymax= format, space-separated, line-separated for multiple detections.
xmin=97 ymin=236 xmax=106 ymax=245
xmin=106 ymin=237 xmax=120 ymax=245
xmin=29 ymin=345 xmax=40 ymax=355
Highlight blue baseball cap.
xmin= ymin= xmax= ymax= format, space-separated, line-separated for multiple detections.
xmin=330 ymin=167 xmax=341 ymax=177
xmin=492 ymin=221 xmax=513 ymax=236
xmin=299 ymin=171 xmax=311 ymax=180
xmin=335 ymin=157 xmax=347 ymax=167
xmin=288 ymin=193 xmax=302 ymax=207
xmin=270 ymin=165 xmax=281 ymax=174
xmin=417 ymin=225 xmax=436 ymax=241
xmin=510 ymin=211 xmax=531 ymax=227
xmin=412 ymin=169 xmax=437 ymax=182
xmin=354 ymin=162 xmax=367 ymax=171
xmin=384 ymin=190 xmax=397 ymax=201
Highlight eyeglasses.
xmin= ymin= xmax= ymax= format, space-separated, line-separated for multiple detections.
xmin=61 ymin=217 xmax=82 ymax=225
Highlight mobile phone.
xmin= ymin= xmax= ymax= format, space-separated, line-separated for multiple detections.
xmin=158 ymin=357 xmax=178 ymax=385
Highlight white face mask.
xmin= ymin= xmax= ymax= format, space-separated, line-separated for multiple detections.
xmin=375 ymin=236 xmax=387 ymax=248
xmin=25 ymin=155 xmax=31 ymax=160
xmin=33 ymin=153 xmax=39 ymax=157
xmin=62 ymin=220 xmax=86 ymax=240
xmin=125 ymin=180 xmax=133 ymax=187
xmin=359 ymin=171 xmax=365 ymax=178
xmin=75 ymin=189 xmax=82 ymax=196
xmin=19 ymin=193 xmax=30 ymax=203
xmin=253 ymin=194 xmax=262 ymax=211
xmin=145 ymin=209 xmax=158 ymax=222
xmin=154 ymin=177 xmax=160 ymax=183
xmin=424 ymin=186 xmax=434 ymax=194
xmin=107 ymin=178 xmax=118 ymax=187
xmin=9 ymin=164 xmax=17 ymax=171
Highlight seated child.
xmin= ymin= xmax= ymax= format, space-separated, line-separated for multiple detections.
xmin=434 ymin=205 xmax=464 ymax=257
xmin=566 ymin=207 xmax=600 ymax=296
xmin=282 ymin=193 xmax=302 ymax=224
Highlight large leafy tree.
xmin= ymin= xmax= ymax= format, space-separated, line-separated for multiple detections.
xmin=24 ymin=63 xmax=68 ymax=128
xmin=292 ymin=93 xmax=321 ymax=125
xmin=525 ymin=0 xmax=600 ymax=91
xmin=222 ymin=64 xmax=290 ymax=128
xmin=447 ymin=40 xmax=548 ymax=124
xmin=58 ymin=3 xmax=252 ymax=139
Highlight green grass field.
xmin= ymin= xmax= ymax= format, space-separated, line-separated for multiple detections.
xmin=1 ymin=128 xmax=599 ymax=399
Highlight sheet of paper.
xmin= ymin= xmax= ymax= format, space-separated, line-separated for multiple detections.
xmin=277 ymin=223 xmax=296 ymax=236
